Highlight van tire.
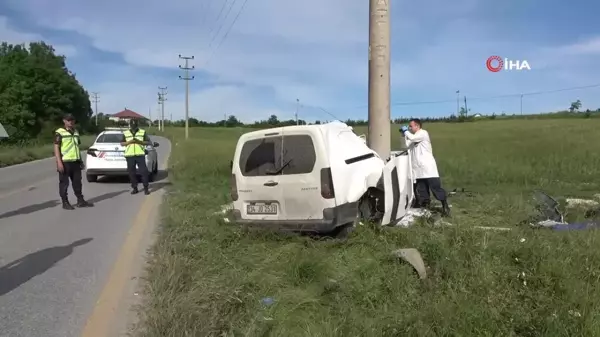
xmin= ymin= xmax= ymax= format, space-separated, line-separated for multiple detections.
xmin=86 ymin=174 xmax=98 ymax=183
xmin=331 ymin=223 xmax=354 ymax=239
xmin=358 ymin=188 xmax=385 ymax=224
xmin=149 ymin=162 xmax=157 ymax=182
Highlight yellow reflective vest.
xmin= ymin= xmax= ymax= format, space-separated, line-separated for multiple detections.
xmin=55 ymin=128 xmax=81 ymax=162
xmin=123 ymin=129 xmax=147 ymax=157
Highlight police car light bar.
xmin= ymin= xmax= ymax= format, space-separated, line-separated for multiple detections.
xmin=104 ymin=127 xmax=129 ymax=131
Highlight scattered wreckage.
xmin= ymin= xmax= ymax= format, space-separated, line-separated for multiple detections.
xmin=228 ymin=121 xmax=415 ymax=236
xmin=529 ymin=190 xmax=600 ymax=231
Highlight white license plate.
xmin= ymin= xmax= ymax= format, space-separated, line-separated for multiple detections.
xmin=247 ymin=204 xmax=277 ymax=215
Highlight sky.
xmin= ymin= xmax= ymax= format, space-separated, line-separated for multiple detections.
xmin=1 ymin=0 xmax=599 ymax=123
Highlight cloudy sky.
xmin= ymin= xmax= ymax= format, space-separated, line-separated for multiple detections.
xmin=1 ymin=0 xmax=599 ymax=122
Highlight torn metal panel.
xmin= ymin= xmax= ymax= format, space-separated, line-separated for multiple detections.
xmin=322 ymin=121 xmax=384 ymax=205
xmin=382 ymin=153 xmax=414 ymax=226
xmin=533 ymin=189 xmax=564 ymax=223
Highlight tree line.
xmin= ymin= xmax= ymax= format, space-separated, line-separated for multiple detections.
xmin=94 ymin=107 xmax=600 ymax=130
xmin=0 ymin=41 xmax=96 ymax=144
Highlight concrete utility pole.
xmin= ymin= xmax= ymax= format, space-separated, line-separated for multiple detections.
xmin=295 ymin=98 xmax=300 ymax=125
xmin=178 ymin=55 xmax=195 ymax=139
xmin=464 ymin=96 xmax=468 ymax=116
xmin=520 ymin=94 xmax=523 ymax=115
xmin=158 ymin=86 xmax=168 ymax=131
xmin=455 ymin=90 xmax=460 ymax=116
xmin=91 ymin=92 xmax=99 ymax=125
xmin=367 ymin=0 xmax=391 ymax=160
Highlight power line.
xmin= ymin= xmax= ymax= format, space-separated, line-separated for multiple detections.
xmin=344 ymin=83 xmax=600 ymax=109
xmin=206 ymin=0 xmax=233 ymax=46
xmin=204 ymin=0 xmax=250 ymax=67
xmin=300 ymin=82 xmax=600 ymax=122
xmin=207 ymin=0 xmax=240 ymax=49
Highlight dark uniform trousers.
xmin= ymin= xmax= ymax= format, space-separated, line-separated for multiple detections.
xmin=59 ymin=161 xmax=84 ymax=201
xmin=413 ymin=177 xmax=447 ymax=207
xmin=126 ymin=155 xmax=149 ymax=190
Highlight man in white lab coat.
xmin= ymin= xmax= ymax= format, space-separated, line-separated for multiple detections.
xmin=401 ymin=119 xmax=450 ymax=216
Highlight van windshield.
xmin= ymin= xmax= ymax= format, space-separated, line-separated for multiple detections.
xmin=238 ymin=135 xmax=316 ymax=176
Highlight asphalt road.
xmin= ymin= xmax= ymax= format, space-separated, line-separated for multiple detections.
xmin=0 ymin=136 xmax=171 ymax=337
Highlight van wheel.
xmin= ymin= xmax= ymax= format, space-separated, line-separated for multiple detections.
xmin=148 ymin=162 xmax=158 ymax=182
xmin=331 ymin=223 xmax=355 ymax=240
xmin=358 ymin=189 xmax=384 ymax=224
xmin=358 ymin=196 xmax=379 ymax=223
xmin=86 ymin=174 xmax=98 ymax=183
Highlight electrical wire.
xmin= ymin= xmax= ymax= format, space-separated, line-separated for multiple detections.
xmin=207 ymin=0 xmax=240 ymax=48
xmin=206 ymin=0 xmax=233 ymax=46
xmin=301 ymin=82 xmax=600 ymax=120
xmin=204 ymin=0 xmax=250 ymax=67
xmin=342 ymin=83 xmax=600 ymax=109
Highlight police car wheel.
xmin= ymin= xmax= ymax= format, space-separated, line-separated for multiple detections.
xmin=86 ymin=174 xmax=98 ymax=183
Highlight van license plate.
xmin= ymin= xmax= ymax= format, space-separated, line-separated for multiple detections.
xmin=247 ymin=204 xmax=277 ymax=214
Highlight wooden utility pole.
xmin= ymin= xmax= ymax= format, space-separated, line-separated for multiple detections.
xmin=178 ymin=55 xmax=195 ymax=139
xmin=367 ymin=0 xmax=391 ymax=160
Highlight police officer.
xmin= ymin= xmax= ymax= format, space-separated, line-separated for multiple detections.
xmin=54 ymin=114 xmax=93 ymax=210
xmin=120 ymin=119 xmax=151 ymax=195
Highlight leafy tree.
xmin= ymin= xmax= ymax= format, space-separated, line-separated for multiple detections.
xmin=569 ymin=99 xmax=582 ymax=113
xmin=0 ymin=41 xmax=93 ymax=142
xmin=225 ymin=115 xmax=241 ymax=127
xmin=267 ymin=114 xmax=279 ymax=126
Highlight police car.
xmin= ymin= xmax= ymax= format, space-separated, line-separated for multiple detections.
xmin=85 ymin=128 xmax=160 ymax=182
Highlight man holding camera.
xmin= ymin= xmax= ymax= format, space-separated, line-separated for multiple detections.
xmin=400 ymin=118 xmax=450 ymax=217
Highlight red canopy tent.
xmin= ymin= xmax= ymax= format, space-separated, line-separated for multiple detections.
xmin=112 ymin=108 xmax=147 ymax=120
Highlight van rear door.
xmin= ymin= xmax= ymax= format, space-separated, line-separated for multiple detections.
xmin=274 ymin=130 xmax=327 ymax=221
xmin=235 ymin=133 xmax=285 ymax=222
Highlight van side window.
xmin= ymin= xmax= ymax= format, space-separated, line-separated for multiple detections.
xmin=239 ymin=135 xmax=316 ymax=176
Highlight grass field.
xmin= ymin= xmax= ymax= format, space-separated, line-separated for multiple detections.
xmin=139 ymin=119 xmax=600 ymax=337
xmin=0 ymin=135 xmax=95 ymax=167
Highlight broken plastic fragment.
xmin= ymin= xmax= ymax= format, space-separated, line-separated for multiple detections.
xmin=392 ymin=248 xmax=427 ymax=279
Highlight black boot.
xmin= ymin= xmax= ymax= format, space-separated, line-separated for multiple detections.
xmin=62 ymin=201 xmax=75 ymax=210
xmin=131 ymin=188 xmax=139 ymax=195
xmin=76 ymin=198 xmax=94 ymax=207
xmin=441 ymin=200 xmax=451 ymax=217
xmin=144 ymin=187 xmax=150 ymax=195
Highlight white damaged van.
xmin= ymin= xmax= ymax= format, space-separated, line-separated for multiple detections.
xmin=229 ymin=121 xmax=413 ymax=235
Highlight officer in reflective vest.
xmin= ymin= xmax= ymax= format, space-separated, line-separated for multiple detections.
xmin=53 ymin=113 xmax=93 ymax=210
xmin=120 ymin=119 xmax=152 ymax=195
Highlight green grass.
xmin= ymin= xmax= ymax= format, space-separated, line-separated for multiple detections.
xmin=0 ymin=135 xmax=95 ymax=167
xmin=139 ymin=120 xmax=600 ymax=337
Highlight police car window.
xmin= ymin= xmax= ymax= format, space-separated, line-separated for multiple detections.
xmin=239 ymin=135 xmax=316 ymax=176
xmin=96 ymin=133 xmax=124 ymax=143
